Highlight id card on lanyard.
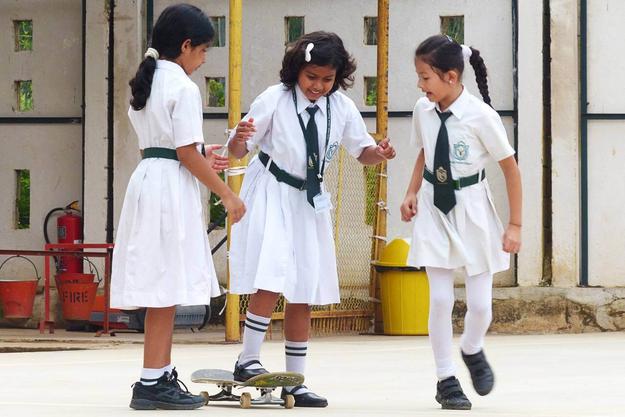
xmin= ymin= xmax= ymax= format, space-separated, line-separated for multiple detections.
xmin=293 ymin=89 xmax=332 ymax=214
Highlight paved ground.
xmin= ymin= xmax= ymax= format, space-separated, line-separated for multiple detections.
xmin=0 ymin=330 xmax=623 ymax=416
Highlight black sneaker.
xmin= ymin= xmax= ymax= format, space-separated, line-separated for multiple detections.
xmin=462 ymin=349 xmax=495 ymax=396
xmin=280 ymin=385 xmax=328 ymax=408
xmin=129 ymin=369 xmax=205 ymax=410
xmin=435 ymin=377 xmax=472 ymax=410
xmin=233 ymin=359 xmax=269 ymax=382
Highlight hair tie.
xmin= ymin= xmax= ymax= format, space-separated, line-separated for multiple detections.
xmin=304 ymin=43 xmax=314 ymax=62
xmin=144 ymin=47 xmax=159 ymax=60
xmin=461 ymin=44 xmax=472 ymax=60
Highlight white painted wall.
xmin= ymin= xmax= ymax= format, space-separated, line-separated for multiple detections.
xmin=516 ymin=0 xmax=544 ymax=286
xmin=586 ymin=0 xmax=625 ymax=287
xmin=0 ymin=0 xmax=82 ymax=277
xmin=550 ymin=0 xmax=580 ymax=288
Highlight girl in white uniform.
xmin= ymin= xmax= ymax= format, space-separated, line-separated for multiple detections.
xmin=400 ymin=35 xmax=522 ymax=410
xmin=228 ymin=31 xmax=396 ymax=407
xmin=111 ymin=4 xmax=245 ymax=410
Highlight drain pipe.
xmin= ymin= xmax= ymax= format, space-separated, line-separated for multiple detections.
xmin=106 ymin=0 xmax=115 ymax=244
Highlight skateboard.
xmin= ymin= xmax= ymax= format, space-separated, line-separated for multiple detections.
xmin=191 ymin=369 xmax=304 ymax=409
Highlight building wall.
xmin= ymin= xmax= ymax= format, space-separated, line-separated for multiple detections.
xmin=585 ymin=0 xmax=625 ymax=286
xmin=0 ymin=0 xmax=83 ymax=277
xmin=3 ymin=0 xmax=625 ymax=294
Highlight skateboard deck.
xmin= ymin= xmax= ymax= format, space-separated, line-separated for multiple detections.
xmin=191 ymin=369 xmax=304 ymax=409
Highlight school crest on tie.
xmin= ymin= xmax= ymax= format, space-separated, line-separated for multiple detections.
xmin=436 ymin=166 xmax=448 ymax=183
xmin=325 ymin=141 xmax=339 ymax=162
xmin=453 ymin=141 xmax=469 ymax=161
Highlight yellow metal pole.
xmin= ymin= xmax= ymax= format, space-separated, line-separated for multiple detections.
xmin=225 ymin=0 xmax=244 ymax=342
xmin=369 ymin=0 xmax=389 ymax=334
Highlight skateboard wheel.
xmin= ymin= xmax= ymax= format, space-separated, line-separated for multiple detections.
xmin=199 ymin=391 xmax=209 ymax=405
xmin=284 ymin=394 xmax=295 ymax=409
xmin=240 ymin=392 xmax=252 ymax=409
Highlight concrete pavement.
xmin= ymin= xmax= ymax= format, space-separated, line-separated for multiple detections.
xmin=1 ymin=331 xmax=623 ymax=416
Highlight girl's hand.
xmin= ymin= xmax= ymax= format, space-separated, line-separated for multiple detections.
xmin=400 ymin=194 xmax=418 ymax=222
xmin=375 ymin=137 xmax=397 ymax=160
xmin=502 ymin=224 xmax=522 ymax=253
xmin=204 ymin=144 xmax=229 ymax=172
xmin=232 ymin=118 xmax=256 ymax=145
xmin=223 ymin=193 xmax=246 ymax=224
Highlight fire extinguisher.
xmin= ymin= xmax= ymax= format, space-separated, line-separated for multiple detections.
xmin=44 ymin=201 xmax=83 ymax=273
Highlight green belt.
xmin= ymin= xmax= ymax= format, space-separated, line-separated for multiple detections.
xmin=143 ymin=147 xmax=178 ymax=161
xmin=423 ymin=167 xmax=485 ymax=190
xmin=258 ymin=151 xmax=307 ymax=190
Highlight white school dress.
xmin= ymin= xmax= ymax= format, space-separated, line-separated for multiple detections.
xmin=229 ymin=84 xmax=375 ymax=305
xmin=406 ymin=88 xmax=515 ymax=277
xmin=111 ymin=59 xmax=221 ymax=309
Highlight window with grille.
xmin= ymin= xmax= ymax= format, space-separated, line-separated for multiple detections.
xmin=440 ymin=15 xmax=464 ymax=44
xmin=364 ymin=16 xmax=377 ymax=45
xmin=14 ymin=20 xmax=33 ymax=51
xmin=206 ymin=77 xmax=226 ymax=107
xmin=285 ymin=16 xmax=305 ymax=44
xmin=210 ymin=16 xmax=226 ymax=47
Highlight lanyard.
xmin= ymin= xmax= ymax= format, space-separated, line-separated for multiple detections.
xmin=292 ymin=88 xmax=331 ymax=181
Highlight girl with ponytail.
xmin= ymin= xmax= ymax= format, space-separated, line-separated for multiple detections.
xmin=112 ymin=4 xmax=245 ymax=410
xmin=400 ymin=34 xmax=522 ymax=410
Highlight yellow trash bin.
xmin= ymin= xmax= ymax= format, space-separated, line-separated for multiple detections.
xmin=372 ymin=238 xmax=429 ymax=335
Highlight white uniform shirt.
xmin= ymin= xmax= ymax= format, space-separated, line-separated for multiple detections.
xmin=128 ymin=59 xmax=204 ymax=150
xmin=410 ymin=87 xmax=514 ymax=177
xmin=232 ymin=83 xmax=375 ymax=179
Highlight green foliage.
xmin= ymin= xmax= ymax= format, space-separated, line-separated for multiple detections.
xmin=17 ymin=81 xmax=33 ymax=112
xmin=15 ymin=20 xmax=33 ymax=51
xmin=207 ymin=78 xmax=225 ymax=107
xmin=365 ymin=77 xmax=377 ymax=106
xmin=16 ymin=170 xmax=30 ymax=229
xmin=286 ymin=17 xmax=304 ymax=44
xmin=441 ymin=16 xmax=464 ymax=44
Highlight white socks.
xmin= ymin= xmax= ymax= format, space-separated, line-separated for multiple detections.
xmin=140 ymin=364 xmax=173 ymax=386
xmin=284 ymin=340 xmax=310 ymax=394
xmin=426 ymin=267 xmax=493 ymax=380
xmin=238 ymin=311 xmax=271 ymax=370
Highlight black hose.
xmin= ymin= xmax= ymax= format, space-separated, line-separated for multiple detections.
xmin=43 ymin=207 xmax=64 ymax=244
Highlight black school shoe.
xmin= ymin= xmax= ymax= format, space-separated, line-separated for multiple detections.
xmin=233 ymin=359 xmax=269 ymax=382
xmin=435 ymin=377 xmax=472 ymax=410
xmin=129 ymin=369 xmax=205 ymax=410
xmin=281 ymin=385 xmax=328 ymax=408
xmin=462 ymin=349 xmax=495 ymax=396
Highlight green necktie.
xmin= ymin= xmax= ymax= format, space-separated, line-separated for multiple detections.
xmin=433 ymin=110 xmax=456 ymax=214
xmin=304 ymin=106 xmax=321 ymax=206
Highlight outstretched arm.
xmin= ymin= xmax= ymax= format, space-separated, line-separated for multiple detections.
xmin=357 ymin=137 xmax=396 ymax=165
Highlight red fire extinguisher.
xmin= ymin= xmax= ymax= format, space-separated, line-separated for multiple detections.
xmin=44 ymin=201 xmax=83 ymax=273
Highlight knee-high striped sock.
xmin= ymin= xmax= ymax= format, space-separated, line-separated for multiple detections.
xmin=284 ymin=340 xmax=310 ymax=394
xmin=238 ymin=311 xmax=271 ymax=370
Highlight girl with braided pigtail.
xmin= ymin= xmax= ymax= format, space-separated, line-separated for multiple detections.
xmin=400 ymin=34 xmax=522 ymax=410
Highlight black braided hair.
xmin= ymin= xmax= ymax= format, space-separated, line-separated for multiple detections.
xmin=468 ymin=47 xmax=492 ymax=106
xmin=415 ymin=34 xmax=492 ymax=107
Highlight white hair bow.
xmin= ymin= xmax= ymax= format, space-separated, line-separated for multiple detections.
xmin=461 ymin=44 xmax=472 ymax=60
xmin=304 ymin=43 xmax=314 ymax=62
xmin=144 ymin=47 xmax=159 ymax=60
